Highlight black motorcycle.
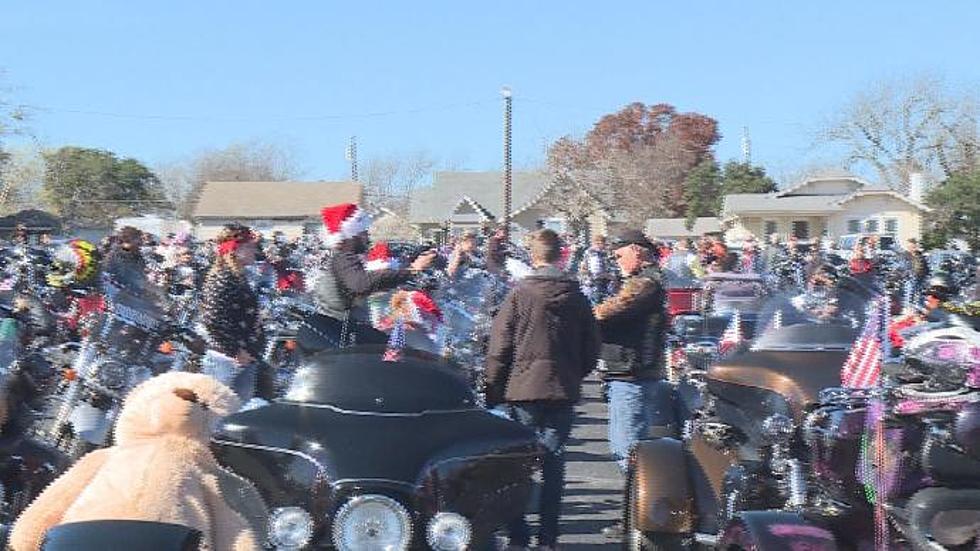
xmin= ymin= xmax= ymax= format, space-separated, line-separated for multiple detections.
xmin=212 ymin=345 xmax=544 ymax=550
xmin=33 ymin=284 xmax=172 ymax=458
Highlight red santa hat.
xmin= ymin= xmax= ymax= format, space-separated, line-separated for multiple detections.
xmin=365 ymin=242 xmax=393 ymax=271
xmin=321 ymin=203 xmax=372 ymax=248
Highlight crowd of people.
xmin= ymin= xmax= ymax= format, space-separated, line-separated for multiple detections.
xmin=2 ymin=205 xmax=977 ymax=550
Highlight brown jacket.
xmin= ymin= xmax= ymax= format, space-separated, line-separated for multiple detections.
xmin=594 ymin=264 xmax=666 ymax=380
xmin=485 ymin=266 xmax=600 ymax=405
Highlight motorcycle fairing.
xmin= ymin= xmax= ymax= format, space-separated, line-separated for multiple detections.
xmin=216 ymin=403 xmax=538 ymax=483
xmin=707 ymin=350 xmax=849 ymax=421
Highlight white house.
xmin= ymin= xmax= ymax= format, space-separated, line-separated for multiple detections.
xmin=721 ymin=172 xmax=931 ymax=244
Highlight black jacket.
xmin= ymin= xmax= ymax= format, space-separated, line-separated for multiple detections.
xmin=594 ymin=264 xmax=667 ymax=381
xmin=201 ymin=266 xmax=264 ymax=358
xmin=484 ymin=266 xmax=600 ymax=405
xmin=314 ymin=250 xmax=412 ymax=321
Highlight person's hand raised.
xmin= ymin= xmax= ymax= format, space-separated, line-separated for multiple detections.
xmin=410 ymin=250 xmax=437 ymax=272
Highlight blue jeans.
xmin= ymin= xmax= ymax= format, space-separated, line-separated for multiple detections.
xmin=505 ymin=402 xmax=575 ymax=547
xmin=607 ymin=379 xmax=677 ymax=472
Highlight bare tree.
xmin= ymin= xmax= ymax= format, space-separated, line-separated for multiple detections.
xmin=818 ymin=76 xmax=980 ymax=192
xmin=160 ymin=140 xmax=304 ymax=217
xmin=361 ymin=150 xmax=437 ymax=214
xmin=0 ymin=70 xmax=31 ymax=209
xmin=0 ymin=145 xmax=45 ymax=213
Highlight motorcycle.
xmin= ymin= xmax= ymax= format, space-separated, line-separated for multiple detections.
xmin=623 ymin=287 xmax=870 ymax=549
xmin=212 ymin=345 xmax=544 ymax=550
xmin=666 ymin=272 xmax=766 ymax=381
xmin=736 ymin=312 xmax=980 ymax=550
xmin=259 ymin=295 xmax=316 ymax=394
xmin=0 ymin=318 xmax=72 ymax=539
xmin=33 ymin=283 xmax=173 ymax=458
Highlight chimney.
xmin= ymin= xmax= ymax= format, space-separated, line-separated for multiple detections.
xmin=908 ymin=172 xmax=926 ymax=203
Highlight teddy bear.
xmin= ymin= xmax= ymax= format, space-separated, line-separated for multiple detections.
xmin=9 ymin=372 xmax=267 ymax=551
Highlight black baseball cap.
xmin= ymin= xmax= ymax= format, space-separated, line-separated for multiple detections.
xmin=613 ymin=229 xmax=657 ymax=251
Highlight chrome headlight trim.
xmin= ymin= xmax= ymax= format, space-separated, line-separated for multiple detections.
xmin=426 ymin=512 xmax=472 ymax=551
xmin=332 ymin=494 xmax=412 ymax=551
xmin=267 ymin=506 xmax=313 ymax=550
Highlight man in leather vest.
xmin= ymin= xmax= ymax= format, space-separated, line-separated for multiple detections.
xmin=307 ymin=203 xmax=434 ymax=348
xmin=595 ymin=229 xmax=671 ymax=539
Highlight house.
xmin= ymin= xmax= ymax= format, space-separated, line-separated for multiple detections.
xmin=645 ymin=217 xmax=722 ymax=241
xmin=0 ymin=209 xmax=61 ymax=243
xmin=408 ymin=170 xmax=613 ymax=241
xmin=409 ymin=171 xmax=552 ymax=240
xmin=720 ymin=172 xmax=931 ymax=244
xmin=369 ymin=207 xmax=421 ymax=243
xmin=115 ymin=215 xmax=192 ymax=238
xmin=191 ymin=181 xmax=362 ymax=239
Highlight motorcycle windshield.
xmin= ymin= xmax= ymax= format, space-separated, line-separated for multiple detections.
xmin=751 ymin=279 xmax=874 ymax=351
xmin=283 ymin=345 xmax=477 ymax=413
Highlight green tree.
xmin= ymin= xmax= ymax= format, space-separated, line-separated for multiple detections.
xmin=923 ymin=170 xmax=980 ymax=251
xmin=42 ymin=147 xmax=166 ymax=228
xmin=683 ymin=158 xmax=721 ymax=229
xmin=720 ymin=161 xmax=778 ymax=195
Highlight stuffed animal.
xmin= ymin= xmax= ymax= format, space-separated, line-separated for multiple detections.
xmin=9 ymin=372 xmax=266 ymax=551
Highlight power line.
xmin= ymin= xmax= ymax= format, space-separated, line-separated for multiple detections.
xmin=20 ymin=98 xmax=499 ymax=123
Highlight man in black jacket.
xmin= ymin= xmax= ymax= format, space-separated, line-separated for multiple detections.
xmin=594 ymin=230 xmax=671 ymax=539
xmin=306 ymin=203 xmax=434 ymax=348
xmin=485 ymin=229 xmax=600 ymax=551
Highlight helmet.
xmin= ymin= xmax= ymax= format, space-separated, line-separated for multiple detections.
xmin=46 ymin=240 xmax=99 ymax=287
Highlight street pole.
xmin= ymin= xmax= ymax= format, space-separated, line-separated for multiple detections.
xmin=501 ymin=86 xmax=513 ymax=243
xmin=346 ymin=135 xmax=359 ymax=182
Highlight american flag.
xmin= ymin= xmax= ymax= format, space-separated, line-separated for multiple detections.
xmin=718 ymin=310 xmax=742 ymax=356
xmin=841 ymin=297 xmax=887 ymax=388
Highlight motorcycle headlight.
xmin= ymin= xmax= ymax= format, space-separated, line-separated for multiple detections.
xmin=426 ymin=512 xmax=472 ymax=551
xmin=268 ymin=506 xmax=313 ymax=549
xmin=332 ymin=494 xmax=412 ymax=551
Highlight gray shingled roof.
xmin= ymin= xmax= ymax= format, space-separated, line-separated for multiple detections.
xmin=645 ymin=217 xmax=722 ymax=238
xmin=409 ymin=171 xmax=552 ymax=224
xmin=193 ymin=181 xmax=362 ymax=219
xmin=721 ymin=193 xmax=842 ymax=216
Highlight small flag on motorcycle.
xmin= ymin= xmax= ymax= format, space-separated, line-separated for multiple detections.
xmin=841 ymin=296 xmax=888 ymax=389
xmin=718 ymin=310 xmax=742 ymax=357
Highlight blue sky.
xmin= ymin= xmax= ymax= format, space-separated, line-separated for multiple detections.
xmin=2 ymin=1 xmax=979 ymax=183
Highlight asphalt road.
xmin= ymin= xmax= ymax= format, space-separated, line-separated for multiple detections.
xmin=559 ymin=377 xmax=622 ymax=549
xmin=498 ymin=376 xmax=621 ymax=549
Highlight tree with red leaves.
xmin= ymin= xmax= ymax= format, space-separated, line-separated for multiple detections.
xmin=547 ymin=102 xmax=720 ymax=226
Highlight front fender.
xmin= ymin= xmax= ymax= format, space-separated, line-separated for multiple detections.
xmin=630 ymin=438 xmax=694 ymax=533
xmin=720 ymin=511 xmax=838 ymax=551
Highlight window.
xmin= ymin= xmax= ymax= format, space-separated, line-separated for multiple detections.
xmin=764 ymin=220 xmax=778 ymax=237
xmin=884 ymin=218 xmax=899 ymax=234
xmin=865 ymin=219 xmax=879 ymax=233
xmin=791 ymin=221 xmax=809 ymax=239
xmin=847 ymin=219 xmax=861 ymax=234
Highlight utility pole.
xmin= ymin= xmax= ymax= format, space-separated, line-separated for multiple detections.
xmin=346 ymin=135 xmax=359 ymax=182
xmin=741 ymin=126 xmax=752 ymax=165
xmin=501 ymin=86 xmax=513 ymax=242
